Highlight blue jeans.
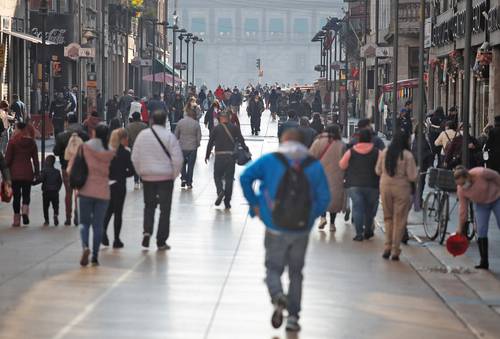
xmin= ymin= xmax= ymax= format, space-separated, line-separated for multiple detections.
xmin=79 ymin=196 xmax=109 ymax=258
xmin=181 ymin=150 xmax=197 ymax=185
xmin=264 ymin=231 xmax=309 ymax=317
xmin=475 ymin=198 xmax=500 ymax=238
xmin=347 ymin=187 xmax=379 ymax=237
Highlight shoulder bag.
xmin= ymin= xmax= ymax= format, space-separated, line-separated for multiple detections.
xmin=221 ymin=124 xmax=252 ymax=166
xmin=150 ymin=126 xmax=172 ymax=160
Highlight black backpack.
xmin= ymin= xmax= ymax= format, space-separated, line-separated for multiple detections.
xmin=69 ymin=145 xmax=88 ymax=189
xmin=272 ymin=153 xmax=316 ymax=230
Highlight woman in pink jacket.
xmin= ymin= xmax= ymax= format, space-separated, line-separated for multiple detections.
xmin=454 ymin=166 xmax=500 ymax=270
xmin=68 ymin=124 xmax=114 ymax=267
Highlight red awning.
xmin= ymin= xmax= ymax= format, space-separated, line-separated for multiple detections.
xmin=142 ymin=72 xmax=184 ymax=84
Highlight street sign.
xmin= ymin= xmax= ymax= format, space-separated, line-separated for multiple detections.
xmin=375 ymin=47 xmax=393 ymax=58
xmin=64 ymin=43 xmax=95 ymax=60
xmin=314 ymin=64 xmax=326 ymax=72
xmin=424 ymin=18 xmax=432 ymax=48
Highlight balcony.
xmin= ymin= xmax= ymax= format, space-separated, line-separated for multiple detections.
xmin=381 ymin=1 xmax=430 ymax=41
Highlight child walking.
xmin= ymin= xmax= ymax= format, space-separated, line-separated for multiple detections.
xmin=41 ymin=155 xmax=62 ymax=226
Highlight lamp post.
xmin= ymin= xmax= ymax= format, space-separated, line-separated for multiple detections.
xmin=191 ymin=36 xmax=202 ymax=88
xmin=178 ymin=34 xmax=185 ymax=91
xmin=184 ymin=33 xmax=193 ymax=95
xmin=40 ymin=0 xmax=48 ymax=168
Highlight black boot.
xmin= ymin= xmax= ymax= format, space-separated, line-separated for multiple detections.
xmin=475 ymin=238 xmax=489 ymax=270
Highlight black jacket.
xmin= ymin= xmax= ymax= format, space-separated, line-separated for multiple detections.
xmin=206 ymin=123 xmax=248 ymax=160
xmin=486 ymin=127 xmax=500 ymax=173
xmin=40 ymin=166 xmax=62 ymax=192
xmin=53 ymin=124 xmax=89 ymax=169
xmin=247 ymin=99 xmax=264 ymax=117
xmin=109 ymin=145 xmax=135 ymax=186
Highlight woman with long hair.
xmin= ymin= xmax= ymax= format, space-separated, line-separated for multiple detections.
xmin=5 ymin=122 xmax=39 ymax=226
xmin=376 ymin=132 xmax=417 ymax=261
xmin=102 ymin=128 xmax=135 ymax=248
xmin=68 ymin=124 xmax=115 ymax=266
xmin=310 ymin=124 xmax=345 ymax=231
xmin=204 ymin=99 xmax=221 ymax=132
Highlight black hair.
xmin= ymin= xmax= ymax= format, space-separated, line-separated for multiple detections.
xmin=95 ymin=123 xmax=109 ymax=150
xmin=16 ymin=122 xmax=26 ymax=130
xmin=434 ymin=106 xmax=445 ymax=117
xmin=405 ymin=100 xmax=412 ymax=106
xmin=358 ymin=129 xmax=372 ymax=143
xmin=91 ymin=111 xmax=99 ymax=117
xmin=325 ymin=124 xmax=342 ymax=141
xmin=299 ymin=117 xmax=310 ymax=127
xmin=287 ymin=110 xmax=296 ymax=118
xmin=446 ymin=120 xmax=457 ymax=130
xmin=109 ymin=117 xmax=122 ymax=132
xmin=45 ymin=155 xmax=56 ymax=167
xmin=280 ymin=128 xmax=304 ymax=144
xmin=357 ymin=118 xmax=371 ymax=129
xmin=152 ymin=110 xmax=167 ymax=125
xmin=131 ymin=111 xmax=141 ymax=121
xmin=385 ymin=132 xmax=410 ymax=177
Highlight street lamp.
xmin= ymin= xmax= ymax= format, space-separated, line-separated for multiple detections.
xmin=191 ymin=36 xmax=203 ymax=88
xmin=40 ymin=0 xmax=48 ymax=168
xmin=183 ymin=33 xmax=194 ymax=95
xmin=171 ymin=27 xmax=186 ymax=92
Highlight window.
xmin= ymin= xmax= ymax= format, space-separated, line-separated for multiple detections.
xmin=269 ymin=18 xmax=284 ymax=36
xmin=294 ymin=18 xmax=308 ymax=34
xmin=192 ymin=18 xmax=206 ymax=36
xmin=244 ymin=18 xmax=258 ymax=38
xmin=218 ymin=18 xmax=233 ymax=36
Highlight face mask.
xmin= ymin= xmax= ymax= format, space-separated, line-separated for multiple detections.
xmin=462 ymin=180 xmax=472 ymax=189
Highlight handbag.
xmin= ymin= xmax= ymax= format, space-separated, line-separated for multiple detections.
xmin=221 ymin=124 xmax=252 ymax=166
xmin=69 ymin=145 xmax=89 ymax=189
xmin=1 ymin=181 xmax=12 ymax=202
xmin=150 ymin=126 xmax=172 ymax=160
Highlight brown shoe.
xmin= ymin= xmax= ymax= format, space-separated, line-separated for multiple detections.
xmin=80 ymin=248 xmax=90 ymax=267
xmin=12 ymin=214 xmax=21 ymax=227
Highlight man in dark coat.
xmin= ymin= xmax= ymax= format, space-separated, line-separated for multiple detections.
xmin=247 ymin=93 xmax=265 ymax=136
xmin=486 ymin=115 xmax=500 ymax=173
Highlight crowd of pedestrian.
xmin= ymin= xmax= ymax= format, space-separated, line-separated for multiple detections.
xmin=1 ymin=84 xmax=500 ymax=334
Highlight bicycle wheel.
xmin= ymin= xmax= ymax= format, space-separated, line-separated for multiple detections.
xmin=423 ymin=191 xmax=440 ymax=240
xmin=438 ymin=194 xmax=450 ymax=245
xmin=465 ymin=203 xmax=477 ymax=240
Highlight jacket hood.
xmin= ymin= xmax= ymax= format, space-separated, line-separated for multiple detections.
xmin=278 ymin=141 xmax=310 ymax=160
xmin=12 ymin=134 xmax=35 ymax=148
xmin=83 ymin=142 xmax=114 ymax=162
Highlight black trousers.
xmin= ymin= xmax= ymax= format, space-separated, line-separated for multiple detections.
xmin=143 ymin=180 xmax=174 ymax=246
xmin=12 ymin=181 xmax=31 ymax=214
xmin=214 ymin=155 xmax=236 ymax=204
xmin=103 ymin=183 xmax=127 ymax=240
xmin=43 ymin=191 xmax=59 ymax=221
xmin=250 ymin=114 xmax=261 ymax=133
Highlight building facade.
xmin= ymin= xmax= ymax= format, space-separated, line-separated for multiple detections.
xmin=175 ymin=0 xmax=342 ymax=89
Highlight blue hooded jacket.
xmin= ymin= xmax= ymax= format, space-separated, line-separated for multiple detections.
xmin=240 ymin=141 xmax=331 ymax=233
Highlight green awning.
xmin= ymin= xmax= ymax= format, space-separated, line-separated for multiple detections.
xmin=154 ymin=58 xmax=180 ymax=78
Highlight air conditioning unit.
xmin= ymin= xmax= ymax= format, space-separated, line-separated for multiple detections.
xmin=0 ymin=16 xmax=11 ymax=32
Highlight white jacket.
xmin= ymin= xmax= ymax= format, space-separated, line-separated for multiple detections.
xmin=131 ymin=125 xmax=183 ymax=182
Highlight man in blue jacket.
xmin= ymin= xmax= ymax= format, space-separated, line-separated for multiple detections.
xmin=240 ymin=129 xmax=330 ymax=333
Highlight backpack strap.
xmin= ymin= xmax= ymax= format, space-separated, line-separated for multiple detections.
xmin=273 ymin=152 xmax=289 ymax=167
xmin=274 ymin=152 xmax=316 ymax=169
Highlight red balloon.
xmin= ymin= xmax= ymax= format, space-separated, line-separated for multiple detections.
xmin=446 ymin=234 xmax=469 ymax=257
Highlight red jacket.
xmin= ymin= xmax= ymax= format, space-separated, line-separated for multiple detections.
xmin=5 ymin=133 xmax=39 ymax=182
xmin=141 ymin=100 xmax=149 ymax=123
xmin=215 ymin=87 xmax=224 ymax=101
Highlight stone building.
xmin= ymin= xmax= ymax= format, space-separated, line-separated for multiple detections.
xmin=175 ymin=0 xmax=342 ymax=89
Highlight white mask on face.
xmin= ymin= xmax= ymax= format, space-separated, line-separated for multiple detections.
xmin=463 ymin=180 xmax=472 ymax=189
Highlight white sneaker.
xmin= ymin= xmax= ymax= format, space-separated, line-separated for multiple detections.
xmin=318 ymin=217 xmax=327 ymax=230
xmin=134 ymin=183 xmax=140 ymax=191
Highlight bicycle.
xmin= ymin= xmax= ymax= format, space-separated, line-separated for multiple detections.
xmin=422 ymin=168 xmax=476 ymax=244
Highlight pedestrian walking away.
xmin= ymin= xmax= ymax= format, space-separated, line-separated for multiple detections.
xmin=310 ymin=124 xmax=346 ymax=231
xmin=126 ymin=112 xmax=148 ymax=190
xmin=454 ymin=166 xmax=500 ymax=270
xmin=240 ymin=128 xmax=330 ymax=333
xmin=376 ymin=133 xmax=418 ymax=261
xmin=5 ymin=122 xmax=39 ymax=227
xmin=131 ymin=110 xmax=183 ymax=251
xmin=339 ymin=129 xmax=381 ymax=241
xmin=102 ymin=128 xmax=135 ymax=249
xmin=175 ymin=105 xmax=202 ymax=189
xmin=38 ymin=155 xmax=63 ymax=227
xmin=67 ymin=124 xmax=115 ymax=267
xmin=205 ymin=109 xmax=249 ymax=210
xmin=53 ymin=113 xmax=88 ymax=225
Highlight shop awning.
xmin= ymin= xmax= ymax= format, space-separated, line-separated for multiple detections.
xmin=142 ymin=72 xmax=184 ymax=84
xmin=2 ymin=30 xmax=56 ymax=45
xmin=154 ymin=58 xmax=180 ymax=77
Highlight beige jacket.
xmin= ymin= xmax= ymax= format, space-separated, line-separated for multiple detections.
xmin=376 ymin=149 xmax=418 ymax=189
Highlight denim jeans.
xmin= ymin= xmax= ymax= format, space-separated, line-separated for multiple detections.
xmin=475 ymin=198 xmax=500 ymax=238
xmin=347 ymin=186 xmax=380 ymax=237
xmin=79 ymin=196 xmax=109 ymax=258
xmin=264 ymin=231 xmax=310 ymax=317
xmin=181 ymin=150 xmax=197 ymax=185
xmin=143 ymin=180 xmax=174 ymax=246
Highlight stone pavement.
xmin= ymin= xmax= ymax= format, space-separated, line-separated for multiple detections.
xmin=0 ymin=109 xmax=499 ymax=338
